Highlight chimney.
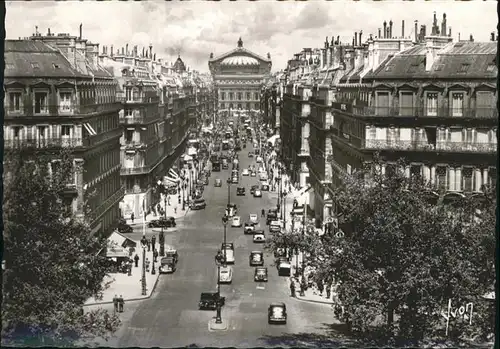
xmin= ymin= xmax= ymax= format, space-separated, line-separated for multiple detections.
xmin=154 ymin=53 xmax=156 ymax=61
xmin=359 ymin=31 xmax=362 ymax=45
xmin=47 ymin=28 xmax=51 ymax=36
xmin=142 ymin=47 xmax=145 ymax=57
xmin=383 ymin=21 xmax=387 ymax=38
xmin=149 ymin=44 xmax=153 ymax=58
xmin=491 ymin=32 xmax=495 ymax=41
xmin=402 ymin=20 xmax=405 ymax=38
xmin=378 ymin=28 xmax=381 ymax=38
xmin=442 ymin=13 xmax=447 ymax=37
xmin=422 ymin=25 xmax=427 ymax=37
xmin=449 ymin=27 xmax=452 ymax=37
xmin=432 ymin=12 xmax=438 ymax=35
xmin=126 ymin=44 xmax=129 ymax=55
xmin=336 ymin=36 xmax=340 ymax=44
xmin=110 ymin=45 xmax=113 ymax=57
xmin=387 ymin=27 xmax=390 ymax=39
xmin=389 ymin=20 xmax=393 ymax=38
xmin=470 ymin=34 xmax=474 ymax=42
xmin=79 ymin=23 xmax=82 ymax=39
xmin=458 ymin=33 xmax=461 ymax=41
xmin=354 ymin=32 xmax=358 ymax=46
xmin=415 ymin=20 xmax=418 ymax=42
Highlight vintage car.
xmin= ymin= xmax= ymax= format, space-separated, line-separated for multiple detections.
xmin=242 ymin=168 xmax=250 ymax=176
xmin=231 ymin=216 xmax=242 ymax=227
xmin=261 ymin=183 xmax=270 ymax=191
xmin=254 ymin=267 xmax=268 ymax=282
xmin=249 ymin=251 xmax=264 ymax=266
xmin=231 ymin=176 xmax=239 ymax=184
xmin=244 ymin=222 xmax=256 ymax=234
xmin=218 ymin=266 xmax=233 ymax=284
xmin=278 ymin=261 xmax=291 ymax=276
xmin=236 ymin=187 xmax=246 ymax=196
xmin=268 ymin=303 xmax=287 ymax=324
xmin=148 ymin=216 xmax=176 ymax=228
xmin=250 ymin=185 xmax=259 ymax=195
xmin=214 ymin=178 xmax=222 ymax=187
xmin=159 ymin=257 xmax=176 ymax=274
xmin=117 ymin=218 xmax=133 ymax=234
xmin=250 ymin=171 xmax=257 ymax=177
xmin=253 ymin=232 xmax=266 ymax=243
xmin=222 ymin=163 xmax=229 ymax=170
xmin=199 ymin=292 xmax=225 ymax=310
xmin=221 ymin=243 xmax=235 ymax=264
xmin=248 ymin=151 xmax=254 ymax=158
xmin=190 ymin=198 xmax=207 ymax=210
xmin=253 ymin=189 xmax=262 ymax=198
xmin=266 ymin=210 xmax=278 ymax=225
xmin=165 ymin=249 xmax=179 ymax=264
xmin=249 ymin=214 xmax=259 ymax=224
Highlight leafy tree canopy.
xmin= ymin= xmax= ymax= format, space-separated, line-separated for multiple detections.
xmin=2 ymin=150 xmax=120 ymax=346
xmin=266 ymin=154 xmax=496 ymax=345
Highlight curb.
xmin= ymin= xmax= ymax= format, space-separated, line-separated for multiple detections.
xmin=294 ymin=295 xmax=334 ymax=305
xmin=83 ymin=272 xmax=161 ymax=307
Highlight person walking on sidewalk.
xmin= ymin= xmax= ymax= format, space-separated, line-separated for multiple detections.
xmin=134 ymin=254 xmax=139 ymax=267
xmin=113 ymin=295 xmax=119 ymax=313
xmin=153 ymin=249 xmax=158 ymax=262
xmin=290 ymin=279 xmax=296 ymax=298
xmin=317 ymin=279 xmax=324 ymax=296
xmin=118 ymin=295 xmax=124 ymax=313
xmin=261 ymin=208 xmax=265 ymax=217
xmin=131 ymin=212 xmax=135 ymax=223
xmin=151 ymin=235 xmax=156 ymax=249
xmin=147 ymin=239 xmax=151 ymax=252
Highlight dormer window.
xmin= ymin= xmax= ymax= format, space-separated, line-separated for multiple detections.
xmin=34 ymin=91 xmax=48 ymax=114
xmin=434 ymin=64 xmax=444 ymax=71
xmin=8 ymin=91 xmax=22 ymax=112
xmin=59 ymin=91 xmax=73 ymax=113
xmin=53 ymin=63 xmax=60 ymax=69
xmin=486 ymin=64 xmax=495 ymax=72
xmin=459 ymin=64 xmax=470 ymax=73
xmin=31 ymin=62 xmax=40 ymax=69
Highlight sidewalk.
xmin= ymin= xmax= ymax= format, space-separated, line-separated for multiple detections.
xmin=84 ymin=242 xmax=161 ymax=306
xmin=125 ymin=194 xmax=192 ymax=227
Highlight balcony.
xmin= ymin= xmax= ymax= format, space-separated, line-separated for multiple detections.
xmin=362 ymin=139 xmax=497 ymax=153
xmin=121 ymin=166 xmax=152 ymax=175
xmin=117 ymin=96 xmax=159 ymax=105
xmin=120 ymin=111 xmax=160 ymax=124
xmin=4 ymin=102 xmax=122 ymax=118
xmin=91 ymin=186 xmax=125 ymax=221
xmin=5 ymin=137 xmax=83 ymax=149
xmin=342 ymin=106 xmax=498 ymax=119
xmin=84 ymin=127 xmax=122 ymax=147
xmin=124 ymin=187 xmax=145 ymax=194
xmin=301 ymin=104 xmax=311 ymax=118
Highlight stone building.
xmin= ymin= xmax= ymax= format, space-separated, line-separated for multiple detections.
xmin=4 ymin=29 xmax=123 ymax=236
xmin=209 ymin=37 xmax=272 ymax=112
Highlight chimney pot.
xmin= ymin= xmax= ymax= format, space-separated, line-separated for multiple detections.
xmin=414 ymin=20 xmax=418 ymax=42
xmin=389 ymin=20 xmax=393 ymax=38
xmin=47 ymin=28 xmax=51 ymax=36
xmin=470 ymin=34 xmax=474 ymax=42
xmin=354 ymin=32 xmax=358 ymax=46
xmin=359 ymin=31 xmax=362 ymax=45
xmin=126 ymin=44 xmax=129 ymax=55
xmin=383 ymin=21 xmax=387 ymax=38
xmin=402 ymin=20 xmax=405 ymax=38
xmin=79 ymin=23 xmax=82 ymax=39
xmin=491 ymin=32 xmax=495 ymax=41
xmin=449 ymin=27 xmax=452 ymax=37
xmin=378 ymin=28 xmax=381 ymax=38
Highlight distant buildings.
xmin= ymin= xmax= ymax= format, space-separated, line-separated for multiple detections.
xmin=266 ymin=12 xmax=497 ymax=228
xmin=3 ymin=25 xmax=215 ymax=235
xmin=209 ymin=37 xmax=271 ymax=113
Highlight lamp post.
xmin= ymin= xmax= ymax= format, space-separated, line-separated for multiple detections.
xmin=156 ymin=180 xmax=167 ymax=257
xmin=222 ymin=214 xmax=228 ymax=267
xmin=214 ymin=251 xmax=225 ymax=324
xmin=140 ymin=240 xmax=147 ymax=295
xmin=226 ymin=178 xmax=231 ymax=206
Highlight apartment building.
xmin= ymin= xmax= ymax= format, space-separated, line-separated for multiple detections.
xmin=4 ymin=30 xmax=123 ymax=236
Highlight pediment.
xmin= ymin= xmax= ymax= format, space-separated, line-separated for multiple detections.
xmin=474 ymin=83 xmax=496 ymax=91
xmin=55 ymin=80 xmax=76 ymax=88
xmin=422 ymin=82 xmax=445 ymax=90
xmin=396 ymin=82 xmax=419 ymax=91
xmin=30 ymin=79 xmax=51 ymax=88
xmin=210 ymin=47 xmax=270 ymax=64
xmin=4 ymin=80 xmax=26 ymax=88
xmin=448 ymin=83 xmax=471 ymax=90
xmin=373 ymin=83 xmax=394 ymax=90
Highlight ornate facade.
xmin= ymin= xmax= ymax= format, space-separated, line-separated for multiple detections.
xmin=209 ymin=38 xmax=271 ymax=112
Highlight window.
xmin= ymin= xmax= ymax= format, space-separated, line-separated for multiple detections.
xmin=125 ymin=109 xmax=133 ymax=117
xmin=246 ymin=103 xmax=251 ymax=110
xmin=61 ymin=125 xmax=72 ymax=137
xmin=59 ymin=92 xmax=72 ymax=112
xmin=436 ymin=166 xmax=447 ymax=191
xmin=125 ymin=87 xmax=132 ymax=101
xmin=221 ymin=92 xmax=226 ymax=101
xmin=410 ymin=164 xmax=422 ymax=179
xmin=426 ymin=92 xmax=438 ymax=116
xmin=376 ymin=91 xmax=389 ymax=116
xmin=462 ymin=167 xmax=474 ymax=192
xmin=125 ymin=130 xmax=134 ymax=142
xmin=486 ymin=64 xmax=495 ymax=72
xmin=9 ymin=92 xmax=22 ymax=112
xmin=255 ymin=92 xmax=259 ymax=100
xmin=463 ymin=128 xmax=475 ymax=144
xmin=459 ymin=64 xmax=470 ymax=72
xmin=229 ymin=92 xmax=234 ymax=101
xmin=31 ymin=62 xmax=40 ymax=69
xmin=13 ymin=126 xmax=21 ymax=138
xmin=237 ymin=103 xmax=242 ymax=109
xmin=450 ymin=92 xmax=464 ymax=117
xmin=246 ymin=92 xmax=251 ymax=100
xmin=476 ymin=91 xmax=494 ymax=118
xmin=237 ymin=92 xmax=242 ymax=100
xmin=34 ymin=92 xmax=48 ymax=114
xmin=399 ymin=91 xmax=414 ymax=116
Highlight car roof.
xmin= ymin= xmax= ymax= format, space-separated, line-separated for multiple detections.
xmin=251 ymin=251 xmax=263 ymax=254
xmin=256 ymin=267 xmax=268 ymax=270
xmin=270 ymin=302 xmax=286 ymax=307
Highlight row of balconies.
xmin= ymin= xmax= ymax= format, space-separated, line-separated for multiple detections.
xmin=4 ymin=127 xmax=123 ymax=150
xmin=90 ymin=186 xmax=125 ymax=222
xmin=4 ymin=102 xmax=122 ymax=118
xmin=346 ymin=106 xmax=498 ymax=119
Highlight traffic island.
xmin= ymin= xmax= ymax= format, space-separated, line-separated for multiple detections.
xmin=208 ymin=318 xmax=228 ymax=331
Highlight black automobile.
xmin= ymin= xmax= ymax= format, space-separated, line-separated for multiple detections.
xmin=190 ymin=198 xmax=207 ymax=210
xmin=222 ymin=163 xmax=229 ymax=170
xmin=148 ymin=216 xmax=176 ymax=228
xmin=266 ymin=210 xmax=278 ymax=225
xmin=261 ymin=183 xmax=270 ymax=191
xmin=268 ymin=303 xmax=287 ymax=324
xmin=236 ymin=187 xmax=246 ymax=196
xmin=250 ymin=185 xmax=259 ymax=195
xmin=159 ymin=257 xmax=176 ymax=274
xmin=248 ymin=151 xmax=254 ymax=158
xmin=254 ymin=267 xmax=268 ymax=282
xmin=117 ymin=218 xmax=133 ymax=234
xmin=199 ymin=292 xmax=225 ymax=310
xmin=249 ymin=251 xmax=264 ymax=266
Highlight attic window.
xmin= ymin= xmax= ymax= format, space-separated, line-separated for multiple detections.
xmin=434 ymin=64 xmax=444 ymax=71
xmin=31 ymin=62 xmax=40 ymax=69
xmin=459 ymin=64 xmax=470 ymax=72
xmin=53 ymin=63 xmax=60 ymax=69
xmin=385 ymin=65 xmax=394 ymax=72
xmin=486 ymin=64 xmax=495 ymax=72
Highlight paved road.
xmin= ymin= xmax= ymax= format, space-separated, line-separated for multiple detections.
xmin=110 ymin=144 xmax=341 ymax=348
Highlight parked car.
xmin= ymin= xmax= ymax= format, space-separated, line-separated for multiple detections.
xmin=218 ymin=266 xmax=233 ymax=284
xmin=253 ymin=232 xmax=266 ymax=243
xmin=242 ymin=168 xmax=250 ymax=176
xmin=232 ymin=176 xmax=239 ymax=184
xmin=249 ymin=251 xmax=264 ymax=266
xmin=190 ymin=198 xmax=207 ymax=210
xmin=250 ymin=185 xmax=259 ymax=195
xmin=251 ymin=171 xmax=257 ymax=177
xmin=199 ymin=292 xmax=225 ymax=310
xmin=159 ymin=257 xmax=176 ymax=274
xmin=148 ymin=216 xmax=176 ymax=228
xmin=215 ymin=178 xmax=222 ymax=187
xmin=261 ymin=183 xmax=270 ymax=191
xmin=249 ymin=213 xmax=259 ymax=224
xmin=254 ymin=267 xmax=268 ymax=282
xmin=248 ymin=151 xmax=254 ymax=158
xmin=244 ymin=222 xmax=256 ymax=234
xmin=165 ymin=249 xmax=178 ymax=264
xmin=253 ymin=189 xmax=262 ymax=198
xmin=117 ymin=218 xmax=133 ymax=234
xmin=268 ymin=303 xmax=287 ymax=324
xmin=222 ymin=163 xmax=229 ymax=170
xmin=221 ymin=242 xmax=235 ymax=264
xmin=231 ymin=216 xmax=242 ymax=227
xmin=236 ymin=187 xmax=246 ymax=196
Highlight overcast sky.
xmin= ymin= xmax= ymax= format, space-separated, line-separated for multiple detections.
xmin=6 ymin=1 xmax=497 ymax=73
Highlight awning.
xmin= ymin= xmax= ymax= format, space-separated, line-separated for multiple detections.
xmin=164 ymin=176 xmax=179 ymax=185
xmin=183 ymin=154 xmax=193 ymax=161
xmin=187 ymin=147 xmax=198 ymax=156
xmin=83 ymin=123 xmax=97 ymax=136
xmin=267 ymin=135 xmax=280 ymax=146
xmin=168 ymin=168 xmax=179 ymax=179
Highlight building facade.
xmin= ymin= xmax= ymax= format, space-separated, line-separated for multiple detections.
xmin=278 ymin=13 xmax=497 ymax=227
xmin=4 ymin=32 xmax=123 ymax=236
xmin=209 ymin=38 xmax=271 ymax=112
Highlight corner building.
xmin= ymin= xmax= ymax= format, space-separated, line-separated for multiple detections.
xmin=209 ymin=38 xmax=271 ymax=112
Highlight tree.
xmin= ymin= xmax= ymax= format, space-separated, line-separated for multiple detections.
xmin=2 ymin=149 xmax=120 ymax=346
xmin=266 ymin=154 xmax=496 ymax=345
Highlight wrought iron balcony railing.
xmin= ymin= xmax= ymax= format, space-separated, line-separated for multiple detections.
xmin=362 ymin=139 xmax=496 ymax=153
xmin=120 ymin=166 xmax=152 ymax=175
xmin=343 ymin=106 xmax=498 ymax=119
xmin=90 ymin=186 xmax=125 ymax=221
xmin=4 ymin=102 xmax=122 ymax=118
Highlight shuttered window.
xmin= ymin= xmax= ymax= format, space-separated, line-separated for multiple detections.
xmin=376 ymin=92 xmax=389 ymax=116
xmin=399 ymin=92 xmax=414 ymax=116
xmin=476 ymin=91 xmax=494 ymax=118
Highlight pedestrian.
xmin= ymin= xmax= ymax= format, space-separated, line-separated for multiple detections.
xmin=147 ymin=239 xmax=151 ymax=252
xmin=145 ymin=258 xmax=150 ymax=272
xmin=174 ymin=207 xmax=177 ymax=214
xmin=290 ymin=279 xmax=296 ymax=297
xmin=151 ymin=235 xmax=156 ymax=249
xmin=326 ymin=283 xmax=332 ymax=299
xmin=157 ymin=203 xmax=161 ymax=213
xmin=112 ymin=294 xmax=119 ymax=313
xmin=261 ymin=208 xmax=265 ymax=217
xmin=134 ymin=254 xmax=139 ymax=267
xmin=131 ymin=212 xmax=135 ymax=223
xmin=153 ymin=249 xmax=158 ymax=262
xmin=317 ymin=280 xmax=324 ymax=296
xmin=118 ymin=295 xmax=124 ymax=312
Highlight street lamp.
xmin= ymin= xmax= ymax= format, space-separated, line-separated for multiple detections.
xmin=222 ymin=214 xmax=228 ymax=267
xmin=140 ymin=237 xmax=147 ymax=296
xmin=226 ymin=178 xmax=231 ymax=206
xmin=214 ymin=250 xmax=225 ymax=324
